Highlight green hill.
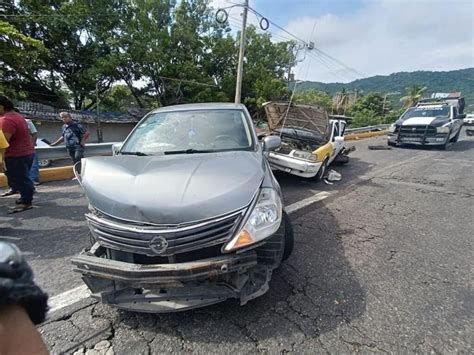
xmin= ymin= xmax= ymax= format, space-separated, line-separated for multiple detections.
xmin=297 ymin=68 xmax=474 ymax=112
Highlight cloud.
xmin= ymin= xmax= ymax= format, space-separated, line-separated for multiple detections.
xmin=281 ymin=0 xmax=474 ymax=83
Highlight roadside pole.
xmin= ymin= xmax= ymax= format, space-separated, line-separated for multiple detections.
xmin=234 ymin=0 xmax=249 ymax=104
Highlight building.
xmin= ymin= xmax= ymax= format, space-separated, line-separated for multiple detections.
xmin=17 ymin=102 xmax=148 ymax=142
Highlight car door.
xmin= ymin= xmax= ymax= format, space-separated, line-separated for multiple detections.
xmin=451 ymin=107 xmax=462 ymax=137
xmin=328 ymin=121 xmax=343 ymax=164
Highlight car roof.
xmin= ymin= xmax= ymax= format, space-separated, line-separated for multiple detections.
xmin=149 ymin=103 xmax=246 ymax=114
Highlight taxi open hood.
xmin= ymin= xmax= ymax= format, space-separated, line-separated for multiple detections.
xmin=263 ymin=102 xmax=329 ymax=136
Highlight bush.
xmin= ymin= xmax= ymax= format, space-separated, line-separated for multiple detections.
xmin=350 ymin=109 xmax=382 ymax=127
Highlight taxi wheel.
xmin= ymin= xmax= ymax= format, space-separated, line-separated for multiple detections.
xmin=314 ymin=158 xmax=328 ymax=182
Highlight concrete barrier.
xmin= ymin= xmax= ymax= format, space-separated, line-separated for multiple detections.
xmin=0 ymin=166 xmax=75 ymax=188
xmin=345 ymin=130 xmax=388 ymax=141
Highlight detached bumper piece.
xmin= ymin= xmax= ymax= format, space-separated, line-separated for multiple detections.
xmin=71 ymin=245 xmax=275 ymax=313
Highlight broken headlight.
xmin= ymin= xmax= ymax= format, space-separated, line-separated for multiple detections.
xmin=224 ymin=188 xmax=282 ymax=252
xmin=436 ymin=126 xmax=450 ymax=134
xmin=291 ymin=150 xmax=317 ymax=162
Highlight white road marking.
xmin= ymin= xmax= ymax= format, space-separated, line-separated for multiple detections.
xmin=48 ymin=285 xmax=91 ymax=314
xmin=46 ymin=191 xmax=332 ymax=314
xmin=0 ymin=236 xmax=21 ymax=240
xmin=286 ymin=191 xmax=331 ymax=214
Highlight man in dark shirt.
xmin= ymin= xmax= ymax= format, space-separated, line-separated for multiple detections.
xmin=51 ymin=112 xmax=90 ymax=174
xmin=0 ymin=96 xmax=35 ymax=213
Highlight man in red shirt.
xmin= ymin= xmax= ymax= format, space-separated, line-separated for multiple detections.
xmin=0 ymin=96 xmax=35 ymax=213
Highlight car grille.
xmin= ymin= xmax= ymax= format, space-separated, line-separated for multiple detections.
xmin=86 ymin=210 xmax=246 ymax=257
xmin=399 ymin=125 xmax=436 ymax=138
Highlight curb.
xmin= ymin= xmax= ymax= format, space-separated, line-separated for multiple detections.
xmin=0 ymin=166 xmax=74 ymax=188
xmin=345 ymin=130 xmax=387 ymax=141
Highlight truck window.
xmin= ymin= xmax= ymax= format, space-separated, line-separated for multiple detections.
xmin=453 ymin=107 xmax=457 ymax=118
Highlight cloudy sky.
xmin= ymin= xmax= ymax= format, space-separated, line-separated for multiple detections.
xmin=210 ymin=0 xmax=474 ymax=83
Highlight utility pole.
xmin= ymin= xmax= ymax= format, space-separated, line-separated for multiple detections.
xmin=234 ymin=0 xmax=249 ymax=104
xmin=96 ymin=81 xmax=103 ymax=143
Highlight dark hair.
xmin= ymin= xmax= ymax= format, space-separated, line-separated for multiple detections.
xmin=0 ymin=95 xmax=14 ymax=111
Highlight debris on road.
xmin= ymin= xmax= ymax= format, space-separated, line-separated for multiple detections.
xmin=368 ymin=145 xmax=392 ymax=150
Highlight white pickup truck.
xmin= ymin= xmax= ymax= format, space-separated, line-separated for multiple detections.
xmin=387 ymin=102 xmax=465 ymax=149
xmin=261 ymin=102 xmax=351 ymax=181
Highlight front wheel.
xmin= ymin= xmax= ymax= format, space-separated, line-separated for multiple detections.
xmin=314 ymin=158 xmax=328 ymax=182
xmin=450 ymin=129 xmax=461 ymax=143
xmin=281 ymin=211 xmax=294 ymax=261
xmin=440 ymin=134 xmax=451 ymax=150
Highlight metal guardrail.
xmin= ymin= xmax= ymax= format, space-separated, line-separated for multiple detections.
xmin=345 ymin=124 xmax=390 ymax=133
xmin=36 ymin=142 xmax=117 ymax=160
xmin=36 ymin=124 xmax=391 ymax=161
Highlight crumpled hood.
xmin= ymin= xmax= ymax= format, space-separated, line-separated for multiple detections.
xmin=399 ymin=116 xmax=450 ymax=127
xmin=263 ymin=102 xmax=329 ymax=136
xmin=80 ymin=151 xmax=264 ymax=225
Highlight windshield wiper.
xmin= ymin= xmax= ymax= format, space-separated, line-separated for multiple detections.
xmin=120 ymin=151 xmax=150 ymax=156
xmin=164 ymin=148 xmax=213 ymax=155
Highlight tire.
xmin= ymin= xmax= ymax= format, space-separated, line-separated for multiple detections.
xmin=450 ymin=129 xmax=461 ymax=143
xmin=333 ymin=153 xmax=349 ymax=165
xmin=314 ymin=158 xmax=328 ymax=182
xmin=440 ymin=135 xmax=450 ymax=150
xmin=281 ymin=211 xmax=294 ymax=261
xmin=38 ymin=159 xmax=51 ymax=168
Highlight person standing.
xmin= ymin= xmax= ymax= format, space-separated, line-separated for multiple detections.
xmin=0 ymin=129 xmax=9 ymax=173
xmin=26 ymin=119 xmax=40 ymax=185
xmin=0 ymin=96 xmax=35 ymax=213
xmin=51 ymin=112 xmax=89 ymax=173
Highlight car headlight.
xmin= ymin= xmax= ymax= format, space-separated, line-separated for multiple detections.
xmin=224 ymin=188 xmax=282 ymax=252
xmin=291 ymin=150 xmax=317 ymax=162
xmin=436 ymin=127 xmax=450 ymax=134
xmin=388 ymin=124 xmax=397 ymax=133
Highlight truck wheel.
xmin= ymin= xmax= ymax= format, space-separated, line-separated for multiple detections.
xmin=441 ymin=135 xmax=451 ymax=150
xmin=314 ymin=158 xmax=328 ymax=182
xmin=450 ymin=129 xmax=461 ymax=143
xmin=282 ymin=211 xmax=294 ymax=261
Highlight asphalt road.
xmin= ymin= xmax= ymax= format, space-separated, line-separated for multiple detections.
xmin=1 ymin=129 xmax=473 ymax=354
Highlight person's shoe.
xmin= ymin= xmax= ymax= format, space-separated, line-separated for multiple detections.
xmin=1 ymin=189 xmax=19 ymax=197
xmin=8 ymin=203 xmax=33 ymax=214
xmin=33 ymin=181 xmax=41 ymax=186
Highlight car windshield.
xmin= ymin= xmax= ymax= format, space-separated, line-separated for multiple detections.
xmin=402 ymin=106 xmax=450 ymax=119
xmin=121 ymin=109 xmax=254 ymax=155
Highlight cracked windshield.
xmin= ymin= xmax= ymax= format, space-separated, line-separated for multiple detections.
xmin=122 ymin=110 xmax=253 ymax=154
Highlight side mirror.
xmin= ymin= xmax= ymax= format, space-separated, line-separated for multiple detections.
xmin=263 ymin=135 xmax=281 ymax=152
xmin=334 ymin=136 xmax=344 ymax=143
xmin=112 ymin=143 xmax=123 ymax=156
xmin=458 ymin=114 xmax=466 ymax=119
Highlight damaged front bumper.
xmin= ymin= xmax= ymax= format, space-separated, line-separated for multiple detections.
xmin=388 ymin=133 xmax=449 ymax=146
xmin=71 ymin=241 xmax=280 ymax=313
xmin=268 ymin=152 xmax=322 ymax=178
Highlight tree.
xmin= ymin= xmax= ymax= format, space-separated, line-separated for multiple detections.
xmin=293 ymin=89 xmax=333 ymax=111
xmin=350 ymin=92 xmax=386 ymax=116
xmin=400 ymin=84 xmax=427 ymax=108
